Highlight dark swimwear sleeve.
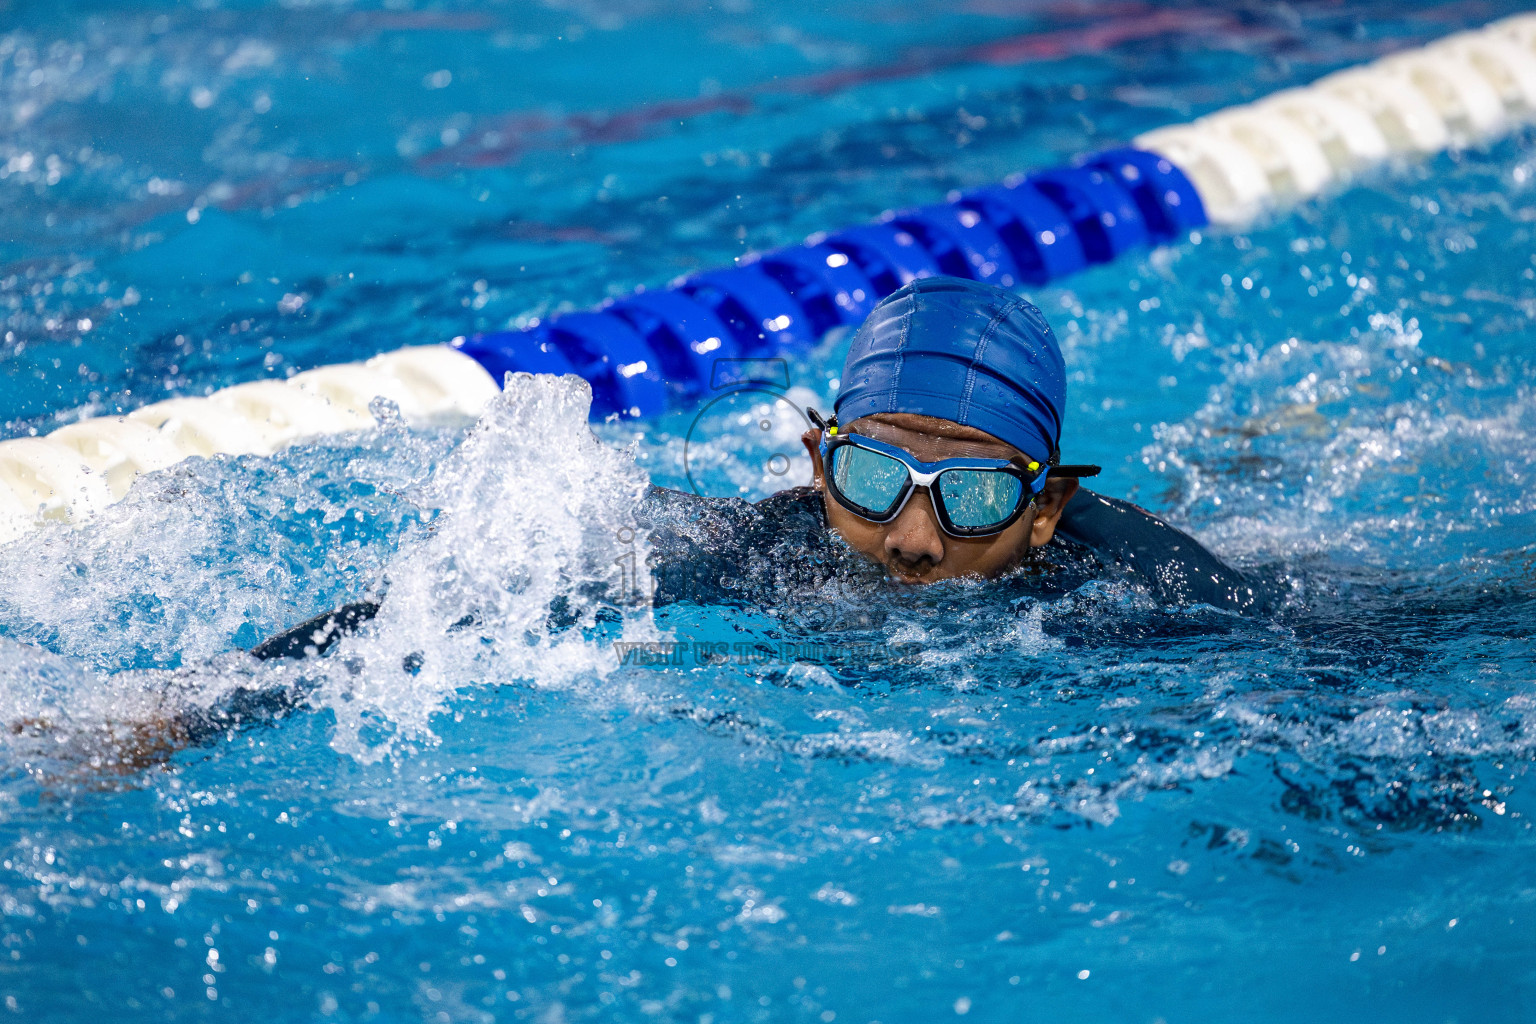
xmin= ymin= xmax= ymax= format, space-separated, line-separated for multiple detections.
xmin=175 ymin=602 xmax=383 ymax=747
xmin=249 ymin=600 xmax=382 ymax=661
xmin=1053 ymin=489 xmax=1261 ymax=611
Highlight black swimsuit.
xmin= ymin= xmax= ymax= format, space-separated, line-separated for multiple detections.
xmin=252 ymin=485 xmax=1258 ymax=662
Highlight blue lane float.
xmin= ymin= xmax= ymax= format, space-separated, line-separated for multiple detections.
xmin=1088 ymin=148 xmax=1207 ymax=240
xmin=681 ymin=267 xmax=815 ymax=355
xmin=452 ymin=146 xmax=1206 ymax=418
xmin=1028 ymin=166 xmax=1150 ymax=262
xmin=819 ymin=224 xmax=943 ymax=296
xmin=953 ymin=181 xmax=1085 ymax=283
xmin=609 ymin=290 xmax=741 ymax=400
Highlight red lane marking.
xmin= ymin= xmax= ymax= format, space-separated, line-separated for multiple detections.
xmin=420 ymin=8 xmax=1253 ymax=172
xmin=960 ymin=0 xmax=1160 ymax=16
xmin=39 ymin=7 xmax=1272 ymax=248
xmin=419 ymin=95 xmax=756 ymax=170
xmin=969 ymin=10 xmax=1235 ymax=65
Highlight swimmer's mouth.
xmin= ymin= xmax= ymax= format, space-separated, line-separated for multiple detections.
xmin=886 ymin=561 xmax=939 ymax=585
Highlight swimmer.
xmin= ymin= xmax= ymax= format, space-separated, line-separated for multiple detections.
xmin=255 ymin=276 xmax=1256 ymax=661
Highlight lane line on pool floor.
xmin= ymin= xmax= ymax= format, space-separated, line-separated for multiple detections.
xmin=3 ymin=12 xmax=1534 ymax=544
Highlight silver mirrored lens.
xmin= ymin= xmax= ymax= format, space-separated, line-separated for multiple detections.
xmin=938 ymin=469 xmax=1023 ymax=529
xmin=831 ymin=444 xmax=908 ymax=515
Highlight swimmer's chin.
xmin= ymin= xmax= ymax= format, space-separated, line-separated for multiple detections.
xmin=883 ymin=560 xmax=1021 ymax=585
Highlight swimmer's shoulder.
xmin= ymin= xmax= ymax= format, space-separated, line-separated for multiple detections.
xmin=1054 ymin=488 xmax=1263 ymax=611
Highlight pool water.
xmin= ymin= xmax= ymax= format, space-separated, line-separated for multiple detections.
xmin=3 ymin=1 xmax=1536 ymax=1021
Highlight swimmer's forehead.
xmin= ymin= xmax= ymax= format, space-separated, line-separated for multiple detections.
xmin=845 ymin=413 xmax=1027 ymax=461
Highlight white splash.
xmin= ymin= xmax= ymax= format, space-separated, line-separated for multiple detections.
xmin=314 ymin=373 xmax=660 ymax=762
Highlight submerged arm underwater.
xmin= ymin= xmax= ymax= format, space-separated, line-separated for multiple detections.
xmin=2 ymin=481 xmax=1257 ymax=776
xmin=249 ymin=482 xmax=1260 ymax=666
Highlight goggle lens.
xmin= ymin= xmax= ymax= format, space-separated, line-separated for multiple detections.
xmin=830 ymin=443 xmax=908 ymax=516
xmin=938 ymin=469 xmax=1024 ymax=531
xmin=829 ymin=439 xmax=1031 ymax=533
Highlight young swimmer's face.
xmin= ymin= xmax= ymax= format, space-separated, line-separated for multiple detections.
xmin=800 ymin=412 xmax=1079 ymax=584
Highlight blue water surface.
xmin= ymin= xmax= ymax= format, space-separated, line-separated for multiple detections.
xmin=2 ymin=1 xmax=1535 ymax=1022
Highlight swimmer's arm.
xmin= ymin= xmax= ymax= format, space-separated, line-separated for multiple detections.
xmin=249 ymin=600 xmax=382 ymax=660
xmin=249 ymin=599 xmax=497 ymax=662
xmin=148 ymin=601 xmax=384 ymax=748
xmin=1053 ymin=489 xmax=1261 ymax=611
xmin=13 ymin=600 xmax=386 ymax=774
xmin=5 ymin=609 xmax=366 ymax=774
xmin=141 ymin=600 xmax=380 ymax=756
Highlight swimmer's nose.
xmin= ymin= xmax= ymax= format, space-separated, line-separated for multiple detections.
xmin=884 ymin=489 xmax=945 ymax=573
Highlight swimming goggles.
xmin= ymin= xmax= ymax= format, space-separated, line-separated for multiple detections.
xmin=810 ymin=410 xmax=1100 ymax=538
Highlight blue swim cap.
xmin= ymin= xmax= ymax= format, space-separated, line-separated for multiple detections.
xmin=833 ymin=276 xmax=1066 ymax=461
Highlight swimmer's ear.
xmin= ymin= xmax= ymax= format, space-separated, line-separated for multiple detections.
xmin=801 ymin=429 xmax=826 ymax=489
xmin=1028 ymin=477 xmax=1079 ymax=548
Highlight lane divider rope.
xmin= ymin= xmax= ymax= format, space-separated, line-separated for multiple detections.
xmin=2 ymin=12 xmax=1533 ymax=543
xmin=0 ymin=348 xmax=498 ymax=543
